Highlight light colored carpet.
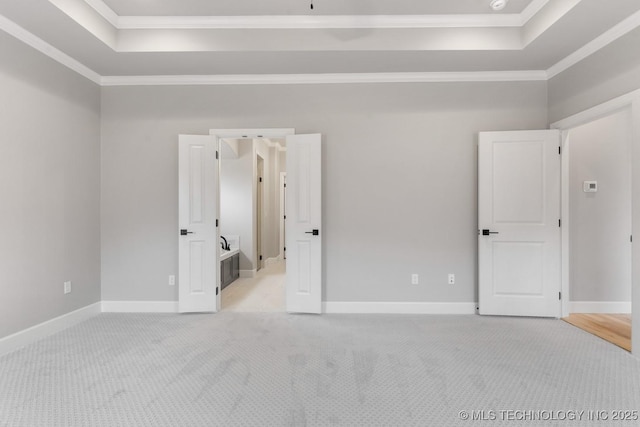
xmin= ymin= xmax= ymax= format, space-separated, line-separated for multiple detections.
xmin=1 ymin=313 xmax=639 ymax=426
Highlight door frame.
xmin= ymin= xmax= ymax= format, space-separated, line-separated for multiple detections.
xmin=210 ymin=128 xmax=295 ymax=310
xmin=280 ymin=171 xmax=287 ymax=260
xmin=551 ymin=90 xmax=640 ymax=331
xmin=256 ymin=153 xmax=264 ymax=271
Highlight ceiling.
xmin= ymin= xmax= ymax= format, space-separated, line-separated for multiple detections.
xmin=0 ymin=0 xmax=639 ymax=84
xmin=102 ymin=0 xmax=533 ymax=16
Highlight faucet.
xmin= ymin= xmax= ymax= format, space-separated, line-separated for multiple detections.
xmin=220 ymin=236 xmax=230 ymax=251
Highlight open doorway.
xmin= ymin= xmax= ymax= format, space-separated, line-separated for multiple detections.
xmin=178 ymin=129 xmax=322 ymax=314
xmin=219 ymin=137 xmax=287 ymax=312
xmin=561 ymin=108 xmax=633 ymax=351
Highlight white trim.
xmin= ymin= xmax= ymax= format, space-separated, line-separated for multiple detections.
xmin=84 ymin=0 xmax=119 ymax=27
xmin=280 ymin=171 xmax=287 ymax=261
xmin=0 ymin=302 xmax=101 ymax=356
xmin=101 ymin=301 xmax=179 ymax=313
xmin=101 ymin=71 xmax=548 ymax=86
xmin=116 ymin=14 xmax=523 ymax=30
xmin=2 ymin=4 xmax=637 ymax=87
xmin=75 ymin=0 xmax=548 ymax=30
xmin=552 ymin=90 xmax=640 ymax=320
xmin=520 ymin=0 xmax=550 ymax=25
xmin=210 ymin=128 xmax=295 ymax=139
xmin=0 ymin=13 xmax=101 ymax=85
xmin=63 ymin=0 xmax=555 ymax=30
xmin=551 ymin=89 xmax=640 ymax=130
xmin=569 ymin=301 xmax=632 ymax=314
xmin=323 ymin=302 xmax=477 ymax=315
xmin=547 ymin=9 xmax=640 ymax=79
xmin=239 ymin=269 xmax=257 ymax=278
xmin=560 ymin=130 xmax=571 ymax=318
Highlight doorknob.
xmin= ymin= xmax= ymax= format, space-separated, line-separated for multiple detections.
xmin=481 ymin=229 xmax=499 ymax=236
xmin=180 ymin=229 xmax=194 ymax=235
xmin=305 ymin=229 xmax=319 ymax=236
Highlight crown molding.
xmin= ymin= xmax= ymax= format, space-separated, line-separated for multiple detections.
xmin=84 ymin=0 xmax=118 ymax=27
xmin=115 ymin=14 xmax=523 ymax=30
xmin=520 ymin=0 xmax=550 ymax=25
xmin=4 ymin=3 xmax=639 ymax=88
xmin=0 ymin=13 xmax=101 ymax=85
xmin=547 ymin=9 xmax=640 ymax=79
xmin=83 ymin=0 xmax=543 ymax=30
xmin=100 ymin=71 xmax=548 ymax=86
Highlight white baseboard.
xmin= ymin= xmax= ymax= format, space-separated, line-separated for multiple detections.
xmin=240 ymin=269 xmax=256 ymax=278
xmin=101 ymin=301 xmax=178 ymax=313
xmin=0 ymin=302 xmax=102 ymax=356
xmin=570 ymin=301 xmax=631 ymax=314
xmin=323 ymin=301 xmax=477 ymax=315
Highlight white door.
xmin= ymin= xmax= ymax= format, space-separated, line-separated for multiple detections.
xmin=178 ymin=135 xmax=218 ymax=313
xmin=478 ymin=130 xmax=561 ymax=317
xmin=286 ymin=134 xmax=322 ymax=313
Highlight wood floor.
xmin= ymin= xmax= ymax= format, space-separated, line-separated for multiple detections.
xmin=563 ymin=313 xmax=632 ymax=352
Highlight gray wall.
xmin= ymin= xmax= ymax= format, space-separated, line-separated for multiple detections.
xmin=569 ymin=109 xmax=632 ymax=302
xmin=548 ymin=27 xmax=640 ymax=123
xmin=548 ymin=27 xmax=640 ymax=353
xmin=0 ymin=31 xmax=101 ymax=339
xmin=220 ymin=140 xmax=254 ymax=271
xmin=255 ymin=139 xmax=280 ymax=261
xmin=100 ymin=82 xmax=547 ymax=303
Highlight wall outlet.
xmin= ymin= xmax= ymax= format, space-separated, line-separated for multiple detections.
xmin=64 ymin=281 xmax=72 ymax=294
xmin=448 ymin=274 xmax=455 ymax=285
xmin=411 ymin=274 xmax=419 ymax=285
xmin=169 ymin=275 xmax=175 ymax=286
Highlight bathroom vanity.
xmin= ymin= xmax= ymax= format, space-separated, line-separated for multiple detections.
xmin=220 ymin=249 xmax=240 ymax=290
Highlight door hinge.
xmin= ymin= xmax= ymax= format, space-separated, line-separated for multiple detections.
xmin=259 ymin=177 xmax=263 ymax=183
xmin=259 ymin=255 xmax=263 ymax=261
xmin=284 ymin=215 xmax=286 ymax=219
xmin=284 ymin=183 xmax=287 ymax=188
xmin=216 ymin=219 xmax=219 ymax=227
xmin=559 ymin=292 xmax=562 ymax=300
xmin=559 ymin=219 xmax=561 ymax=227
xmin=216 ymin=287 xmax=219 ymax=296
xmin=631 ymin=235 xmax=633 ymax=243
xmin=559 ymin=146 xmax=561 ymax=155
xmin=216 ymin=151 xmax=219 ymax=160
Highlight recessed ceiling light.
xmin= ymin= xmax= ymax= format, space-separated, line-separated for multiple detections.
xmin=490 ymin=0 xmax=508 ymax=11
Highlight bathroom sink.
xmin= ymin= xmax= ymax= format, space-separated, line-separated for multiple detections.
xmin=220 ymin=248 xmax=238 ymax=261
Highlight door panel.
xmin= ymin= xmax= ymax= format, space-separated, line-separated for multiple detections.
xmin=178 ymin=135 xmax=218 ymax=313
xmin=492 ymin=242 xmax=544 ymax=296
xmin=286 ymin=134 xmax=322 ymax=313
xmin=493 ymin=142 xmax=545 ymax=223
xmin=479 ymin=130 xmax=560 ymax=317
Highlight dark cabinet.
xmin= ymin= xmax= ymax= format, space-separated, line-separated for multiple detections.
xmin=221 ymin=253 xmax=240 ymax=290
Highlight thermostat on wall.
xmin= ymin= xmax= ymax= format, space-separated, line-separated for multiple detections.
xmin=583 ymin=181 xmax=598 ymax=192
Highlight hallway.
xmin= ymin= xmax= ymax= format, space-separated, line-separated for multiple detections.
xmin=221 ymin=261 xmax=285 ymax=312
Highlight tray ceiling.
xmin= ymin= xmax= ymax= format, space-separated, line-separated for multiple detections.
xmin=0 ymin=0 xmax=638 ymax=84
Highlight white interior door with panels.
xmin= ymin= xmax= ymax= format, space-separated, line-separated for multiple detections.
xmin=178 ymin=134 xmax=219 ymax=313
xmin=478 ymin=130 xmax=561 ymax=317
xmin=286 ymin=134 xmax=322 ymax=314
